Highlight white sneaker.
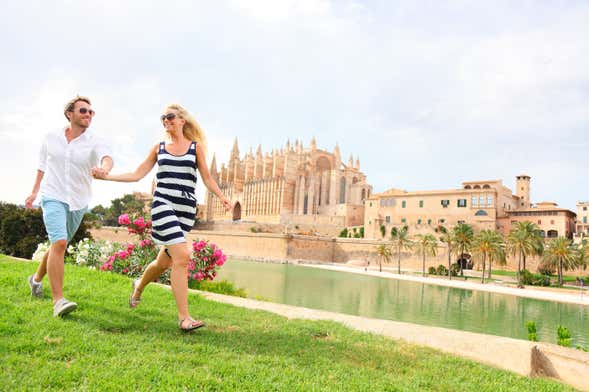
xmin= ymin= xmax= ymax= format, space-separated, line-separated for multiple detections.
xmin=28 ymin=275 xmax=43 ymax=298
xmin=53 ymin=298 xmax=77 ymax=317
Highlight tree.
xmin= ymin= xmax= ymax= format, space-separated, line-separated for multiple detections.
xmin=453 ymin=223 xmax=474 ymax=276
xmin=518 ymin=221 xmax=544 ymax=271
xmin=379 ymin=224 xmax=386 ymax=239
xmin=414 ymin=233 xmax=438 ymax=277
xmin=543 ymin=237 xmax=579 ymax=286
xmin=390 ymin=226 xmax=412 ymax=274
xmin=376 ymin=243 xmax=392 ymax=272
xmin=472 ymin=229 xmax=504 ymax=284
xmin=507 ymin=221 xmax=542 ymax=287
xmin=438 ymin=226 xmax=455 ymax=280
xmin=103 ymin=193 xmax=146 ymax=226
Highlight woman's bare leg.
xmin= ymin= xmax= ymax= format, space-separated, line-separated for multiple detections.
xmin=132 ymin=247 xmax=172 ymax=300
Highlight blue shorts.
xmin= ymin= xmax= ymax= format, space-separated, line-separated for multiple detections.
xmin=41 ymin=197 xmax=88 ymax=243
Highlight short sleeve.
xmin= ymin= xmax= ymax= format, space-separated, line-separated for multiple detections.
xmin=38 ymin=134 xmax=48 ymax=172
xmin=94 ymin=137 xmax=113 ymax=166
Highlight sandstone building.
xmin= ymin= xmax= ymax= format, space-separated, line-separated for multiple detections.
xmin=204 ymin=139 xmax=372 ymax=227
xmin=365 ymin=175 xmax=576 ymax=240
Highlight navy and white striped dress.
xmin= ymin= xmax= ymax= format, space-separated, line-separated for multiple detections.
xmin=151 ymin=141 xmax=198 ymax=245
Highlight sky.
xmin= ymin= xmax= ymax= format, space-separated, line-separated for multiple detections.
xmin=1 ymin=1 xmax=588 ymax=211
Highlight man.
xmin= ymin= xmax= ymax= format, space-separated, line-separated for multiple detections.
xmin=25 ymin=96 xmax=113 ymax=317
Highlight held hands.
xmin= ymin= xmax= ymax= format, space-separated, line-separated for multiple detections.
xmin=91 ymin=167 xmax=109 ymax=180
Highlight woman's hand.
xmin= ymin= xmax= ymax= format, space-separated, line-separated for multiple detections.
xmin=221 ymin=197 xmax=233 ymax=212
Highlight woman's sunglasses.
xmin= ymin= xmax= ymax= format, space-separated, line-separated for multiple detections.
xmin=160 ymin=113 xmax=177 ymax=123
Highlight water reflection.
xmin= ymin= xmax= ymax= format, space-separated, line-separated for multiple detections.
xmin=217 ymin=260 xmax=589 ymax=346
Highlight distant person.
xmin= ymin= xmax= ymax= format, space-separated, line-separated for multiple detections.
xmin=25 ymin=96 xmax=113 ymax=317
xmin=92 ymin=103 xmax=231 ymax=331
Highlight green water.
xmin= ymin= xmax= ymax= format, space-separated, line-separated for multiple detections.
xmin=217 ymin=260 xmax=589 ymax=346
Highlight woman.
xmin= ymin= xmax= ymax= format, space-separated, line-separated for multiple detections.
xmin=92 ymin=104 xmax=231 ymax=331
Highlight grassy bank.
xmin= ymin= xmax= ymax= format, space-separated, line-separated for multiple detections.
xmin=0 ymin=255 xmax=574 ymax=391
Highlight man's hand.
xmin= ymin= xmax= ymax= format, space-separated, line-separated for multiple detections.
xmin=25 ymin=193 xmax=37 ymax=209
xmin=91 ymin=167 xmax=109 ymax=179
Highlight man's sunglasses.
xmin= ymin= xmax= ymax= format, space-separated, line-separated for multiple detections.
xmin=76 ymin=107 xmax=95 ymax=116
xmin=160 ymin=113 xmax=177 ymax=123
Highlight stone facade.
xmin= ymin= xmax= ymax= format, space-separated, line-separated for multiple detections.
xmin=365 ymin=175 xmax=576 ymax=240
xmin=576 ymin=201 xmax=589 ymax=238
xmin=204 ymin=138 xmax=372 ymax=227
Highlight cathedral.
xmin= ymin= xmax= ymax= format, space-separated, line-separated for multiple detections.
xmin=204 ymin=138 xmax=372 ymax=227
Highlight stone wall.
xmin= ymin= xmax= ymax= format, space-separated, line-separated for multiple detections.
xmin=89 ymin=227 xmax=573 ymax=273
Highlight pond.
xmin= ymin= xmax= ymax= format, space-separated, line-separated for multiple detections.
xmin=217 ymin=260 xmax=589 ymax=347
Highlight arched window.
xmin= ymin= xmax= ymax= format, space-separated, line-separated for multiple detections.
xmin=475 ymin=210 xmax=488 ymax=216
xmin=464 ymin=185 xmax=472 ymax=189
xmin=483 ymin=184 xmax=491 ymax=189
xmin=303 ymin=195 xmax=309 ymax=215
xmin=361 ymin=189 xmax=366 ymax=201
xmin=473 ymin=185 xmax=481 ymax=189
xmin=339 ymin=177 xmax=346 ymax=203
xmin=547 ymin=229 xmax=558 ymax=238
xmin=538 ymin=230 xmax=546 ymax=238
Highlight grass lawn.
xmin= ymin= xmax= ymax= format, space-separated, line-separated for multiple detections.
xmin=0 ymin=255 xmax=575 ymax=391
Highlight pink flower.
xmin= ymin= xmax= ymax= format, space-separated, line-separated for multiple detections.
xmin=213 ymin=249 xmax=222 ymax=259
xmin=118 ymin=214 xmax=130 ymax=225
xmin=126 ymin=243 xmax=135 ymax=252
xmin=195 ymin=272 xmax=204 ymax=281
xmin=187 ymin=262 xmax=195 ymax=271
xmin=122 ymin=268 xmax=128 ymax=274
xmin=215 ymin=258 xmax=225 ymax=266
xmin=133 ymin=217 xmax=146 ymax=229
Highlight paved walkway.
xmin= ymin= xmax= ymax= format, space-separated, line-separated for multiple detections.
xmin=299 ymin=263 xmax=589 ymax=306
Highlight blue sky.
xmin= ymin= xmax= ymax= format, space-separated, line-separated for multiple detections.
xmin=1 ymin=1 xmax=587 ymax=211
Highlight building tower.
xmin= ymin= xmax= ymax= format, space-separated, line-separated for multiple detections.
xmin=515 ymin=174 xmax=531 ymax=209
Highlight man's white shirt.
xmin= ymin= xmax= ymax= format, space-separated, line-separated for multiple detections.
xmin=38 ymin=127 xmax=112 ymax=211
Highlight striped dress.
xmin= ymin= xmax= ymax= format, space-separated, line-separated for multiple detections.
xmin=151 ymin=141 xmax=198 ymax=245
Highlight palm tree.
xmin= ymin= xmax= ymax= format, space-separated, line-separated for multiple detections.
xmin=518 ymin=221 xmax=544 ymax=271
xmin=507 ymin=221 xmax=542 ymax=287
xmin=543 ymin=237 xmax=579 ymax=286
xmin=486 ymin=233 xmax=506 ymax=279
xmin=438 ymin=226 xmax=455 ymax=279
xmin=376 ymin=243 xmax=392 ymax=272
xmin=390 ymin=226 xmax=412 ymax=274
xmin=577 ymin=239 xmax=589 ymax=272
xmin=472 ymin=229 xmax=504 ymax=283
xmin=453 ymin=223 xmax=474 ymax=276
xmin=414 ymin=233 xmax=438 ymax=277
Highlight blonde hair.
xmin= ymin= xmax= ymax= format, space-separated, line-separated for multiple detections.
xmin=64 ymin=95 xmax=92 ymax=120
xmin=166 ymin=103 xmax=207 ymax=155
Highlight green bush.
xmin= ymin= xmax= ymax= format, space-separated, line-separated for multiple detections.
xmin=520 ymin=269 xmax=551 ymax=286
xmin=557 ymin=325 xmax=571 ymax=347
xmin=339 ymin=228 xmax=349 ymax=238
xmin=537 ymin=262 xmax=555 ymax=276
xmin=0 ymin=202 xmax=92 ymax=259
xmin=450 ymin=262 xmax=460 ymax=277
xmin=188 ymin=279 xmax=247 ymax=297
xmin=428 ymin=266 xmax=437 ymax=275
xmin=526 ymin=321 xmax=538 ymax=342
xmin=436 ymin=264 xmax=448 ymax=276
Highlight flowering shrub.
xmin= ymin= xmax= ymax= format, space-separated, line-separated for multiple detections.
xmin=32 ymin=241 xmax=50 ymax=261
xmin=67 ymin=238 xmax=116 ymax=269
xmin=118 ymin=214 xmax=151 ymax=239
xmin=188 ymin=240 xmax=227 ymax=282
xmin=100 ymin=239 xmax=158 ymax=278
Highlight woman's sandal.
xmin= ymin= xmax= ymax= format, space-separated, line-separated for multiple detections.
xmin=178 ymin=318 xmax=205 ymax=332
xmin=129 ymin=279 xmax=141 ymax=309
